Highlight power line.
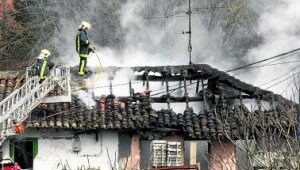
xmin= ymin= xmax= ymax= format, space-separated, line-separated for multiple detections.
xmin=280 ymin=77 xmax=295 ymax=95
xmin=225 ymin=48 xmax=300 ymax=73
xmin=258 ymin=65 xmax=299 ymax=86
xmin=143 ymin=15 xmax=187 ymax=20
xmin=231 ymin=54 xmax=300 ymax=77
xmin=148 ymin=48 xmax=300 ymax=96
xmin=265 ymin=71 xmax=300 ymax=90
xmin=240 ymin=60 xmax=300 ymax=70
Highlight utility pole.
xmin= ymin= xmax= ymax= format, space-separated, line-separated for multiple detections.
xmin=188 ymin=0 xmax=192 ymax=64
xmin=183 ymin=0 xmax=193 ymax=65
xmin=188 ymin=0 xmax=192 ymax=65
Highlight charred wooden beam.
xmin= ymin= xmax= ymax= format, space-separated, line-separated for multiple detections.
xmin=70 ymin=63 xmax=295 ymax=105
xmin=116 ymin=95 xmax=253 ymax=103
xmin=135 ymin=75 xmax=202 ymax=81
xmin=166 ymin=81 xmax=170 ymax=109
xmin=109 ymin=72 xmax=113 ymax=95
xmin=196 ymin=78 xmax=200 ymax=93
xmin=201 ymin=74 xmax=207 ymax=112
xmin=182 ymin=70 xmax=189 ymax=108
xmin=129 ymin=80 xmax=133 ymax=96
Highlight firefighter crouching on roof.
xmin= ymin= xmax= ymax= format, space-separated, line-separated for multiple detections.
xmin=76 ymin=21 xmax=95 ymax=76
xmin=36 ymin=49 xmax=54 ymax=83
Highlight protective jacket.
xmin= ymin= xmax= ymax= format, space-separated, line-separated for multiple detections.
xmin=76 ymin=30 xmax=90 ymax=57
xmin=36 ymin=57 xmax=54 ymax=80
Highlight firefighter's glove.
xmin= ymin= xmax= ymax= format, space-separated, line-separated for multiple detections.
xmin=89 ymin=46 xmax=96 ymax=53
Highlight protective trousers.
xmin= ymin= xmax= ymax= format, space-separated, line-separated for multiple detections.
xmin=39 ymin=60 xmax=48 ymax=82
xmin=78 ymin=56 xmax=87 ymax=76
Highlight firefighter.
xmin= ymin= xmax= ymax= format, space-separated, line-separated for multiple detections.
xmin=36 ymin=49 xmax=54 ymax=83
xmin=76 ymin=21 xmax=95 ymax=76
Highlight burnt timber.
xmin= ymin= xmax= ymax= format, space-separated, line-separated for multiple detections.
xmin=77 ymin=64 xmax=293 ymax=105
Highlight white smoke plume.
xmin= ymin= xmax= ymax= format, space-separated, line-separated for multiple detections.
xmin=236 ymin=0 xmax=300 ymax=102
xmin=43 ymin=0 xmax=300 ymax=107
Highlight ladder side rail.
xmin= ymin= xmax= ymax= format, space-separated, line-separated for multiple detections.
xmin=0 ymin=66 xmax=70 ymax=133
xmin=14 ymin=77 xmax=56 ymax=122
xmin=0 ymin=76 xmax=38 ymax=114
xmin=60 ymin=66 xmax=70 ymax=96
xmin=0 ymin=66 xmax=71 ymax=145
xmin=13 ymin=80 xmax=41 ymax=121
xmin=0 ymin=77 xmax=40 ymax=121
xmin=66 ymin=67 xmax=71 ymax=100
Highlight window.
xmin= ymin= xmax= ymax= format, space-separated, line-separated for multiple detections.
xmin=152 ymin=140 xmax=181 ymax=167
xmin=9 ymin=138 xmax=38 ymax=169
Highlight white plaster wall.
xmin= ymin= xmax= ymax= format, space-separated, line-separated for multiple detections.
xmin=152 ymin=101 xmax=204 ymax=114
xmin=232 ymin=99 xmax=271 ymax=111
xmin=2 ymin=130 xmax=118 ymax=170
xmin=1 ymin=139 xmax=10 ymax=159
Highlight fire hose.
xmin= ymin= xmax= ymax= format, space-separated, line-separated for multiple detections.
xmin=74 ymin=49 xmax=104 ymax=91
xmin=93 ymin=50 xmax=104 ymax=84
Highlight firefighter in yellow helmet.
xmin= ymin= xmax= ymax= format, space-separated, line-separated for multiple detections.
xmin=36 ymin=49 xmax=54 ymax=83
xmin=76 ymin=21 xmax=95 ymax=76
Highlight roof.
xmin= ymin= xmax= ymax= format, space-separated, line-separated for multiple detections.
xmin=101 ymin=64 xmax=293 ymax=104
xmin=0 ymin=64 xmax=298 ymax=140
xmin=26 ymin=94 xmax=297 ymax=140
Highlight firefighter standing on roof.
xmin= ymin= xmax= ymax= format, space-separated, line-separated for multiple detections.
xmin=36 ymin=49 xmax=54 ymax=83
xmin=76 ymin=21 xmax=95 ymax=76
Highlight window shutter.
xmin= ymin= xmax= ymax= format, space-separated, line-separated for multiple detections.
xmin=33 ymin=138 xmax=38 ymax=158
xmin=9 ymin=140 xmax=15 ymax=161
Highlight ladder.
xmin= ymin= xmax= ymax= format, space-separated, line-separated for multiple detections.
xmin=0 ymin=66 xmax=71 ymax=144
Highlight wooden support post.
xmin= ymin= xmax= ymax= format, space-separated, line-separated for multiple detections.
xmin=162 ymin=67 xmax=170 ymax=109
xmin=146 ymin=71 xmax=149 ymax=90
xmin=201 ymin=75 xmax=207 ymax=112
xmin=109 ymin=72 xmax=113 ymax=95
xmin=239 ymin=91 xmax=243 ymax=105
xmin=109 ymin=79 xmax=113 ymax=95
xmin=196 ymin=78 xmax=200 ymax=93
xmin=166 ymin=80 xmax=170 ymax=109
xmin=183 ymin=70 xmax=189 ymax=108
xmin=271 ymin=93 xmax=275 ymax=110
xmin=129 ymin=79 xmax=133 ymax=96
xmin=179 ymin=80 xmax=182 ymax=93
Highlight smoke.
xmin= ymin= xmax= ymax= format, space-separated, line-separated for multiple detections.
xmin=39 ymin=0 xmax=300 ymax=107
xmin=42 ymin=0 xmax=228 ymax=109
xmin=74 ymin=90 xmax=96 ymax=109
xmin=236 ymin=0 xmax=300 ymax=101
xmin=44 ymin=0 xmax=249 ymax=68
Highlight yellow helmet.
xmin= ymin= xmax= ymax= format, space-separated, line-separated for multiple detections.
xmin=40 ymin=49 xmax=51 ymax=58
xmin=80 ymin=21 xmax=91 ymax=30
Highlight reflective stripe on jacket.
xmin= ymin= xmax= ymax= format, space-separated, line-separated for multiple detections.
xmin=36 ymin=59 xmax=54 ymax=80
xmin=76 ymin=30 xmax=90 ymax=57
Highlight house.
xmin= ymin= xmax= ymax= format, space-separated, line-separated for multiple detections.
xmin=0 ymin=64 xmax=298 ymax=170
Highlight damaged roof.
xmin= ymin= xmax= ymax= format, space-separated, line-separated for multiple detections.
xmin=27 ymin=94 xmax=297 ymax=140
xmin=1 ymin=63 xmax=298 ymax=140
xmin=89 ymin=64 xmax=293 ymax=104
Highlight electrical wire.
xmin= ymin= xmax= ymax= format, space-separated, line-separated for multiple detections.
xmin=225 ymin=47 xmax=300 ymax=73
xmin=142 ymin=6 xmax=226 ymax=20
xmin=231 ymin=53 xmax=300 ymax=77
xmin=280 ymin=77 xmax=295 ymax=95
xmin=258 ymin=65 xmax=299 ymax=86
xmin=149 ymin=48 xmax=300 ymax=95
xmin=238 ymin=60 xmax=300 ymax=70
xmin=265 ymin=71 xmax=300 ymax=90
